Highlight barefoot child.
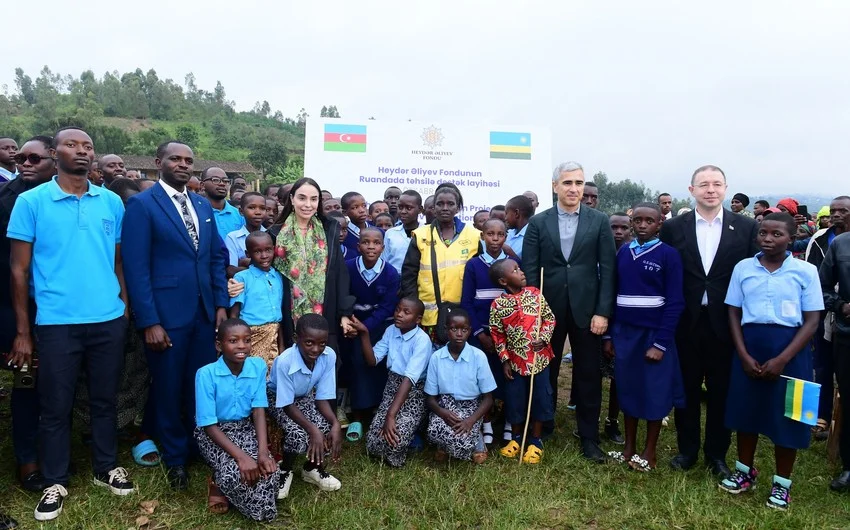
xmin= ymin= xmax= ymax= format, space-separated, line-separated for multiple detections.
xmin=425 ymin=309 xmax=496 ymax=463
xmin=225 ymin=192 xmax=267 ymax=278
xmin=194 ymin=319 xmax=280 ymax=521
xmin=342 ymin=227 xmax=400 ymax=442
xmin=461 ymin=218 xmax=515 ymax=445
xmin=489 ymin=259 xmax=556 ymax=464
xmin=719 ymin=212 xmax=823 ymax=510
xmin=268 ymin=314 xmax=343 ymax=497
xmin=607 ymin=203 xmax=685 ymax=471
xmin=351 ymin=297 xmax=432 ymax=467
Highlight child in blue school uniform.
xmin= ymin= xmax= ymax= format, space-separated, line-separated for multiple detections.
xmin=341 ymin=227 xmax=399 ymax=442
xmin=720 ymin=212 xmax=824 ymax=510
xmin=606 ymin=203 xmax=685 ymax=472
xmin=350 ymin=297 xmax=432 ymax=467
xmin=328 ymin=211 xmax=351 ymax=260
xmin=268 ymin=314 xmax=343 ymax=498
xmin=224 ymin=192 xmax=268 ymax=278
xmin=341 ymin=192 xmax=369 ymax=258
xmin=194 ymin=319 xmax=280 ymax=521
xmin=425 ymin=308 xmax=496 ymax=464
xmin=461 ymin=218 xmax=515 ymax=445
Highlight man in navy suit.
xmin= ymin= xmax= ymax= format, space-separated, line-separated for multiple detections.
xmin=122 ymin=140 xmax=228 ymax=490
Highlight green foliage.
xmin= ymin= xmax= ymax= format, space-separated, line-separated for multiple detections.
xmin=247 ymin=133 xmax=288 ymax=176
xmin=174 ymin=124 xmax=199 ymax=148
xmin=592 ymin=171 xmax=690 ymax=214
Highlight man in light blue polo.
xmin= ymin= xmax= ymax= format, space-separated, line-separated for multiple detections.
xmin=7 ymin=127 xmax=134 ymax=522
xmin=202 ymin=167 xmax=244 ymax=241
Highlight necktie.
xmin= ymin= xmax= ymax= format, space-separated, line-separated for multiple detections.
xmin=174 ymin=193 xmax=199 ymax=250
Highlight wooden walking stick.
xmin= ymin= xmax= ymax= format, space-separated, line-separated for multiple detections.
xmin=519 ymin=267 xmax=544 ymax=465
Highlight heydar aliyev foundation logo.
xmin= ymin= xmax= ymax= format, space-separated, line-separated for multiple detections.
xmin=413 ymin=125 xmax=452 ymax=161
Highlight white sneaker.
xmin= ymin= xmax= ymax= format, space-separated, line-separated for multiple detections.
xmin=301 ymin=467 xmax=341 ymax=491
xmin=277 ymin=470 xmax=293 ymax=500
xmin=34 ymin=484 xmax=68 ymax=521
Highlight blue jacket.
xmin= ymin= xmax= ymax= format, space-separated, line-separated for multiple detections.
xmin=122 ymin=184 xmax=229 ymax=329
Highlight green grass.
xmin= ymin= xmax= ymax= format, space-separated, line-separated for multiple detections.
xmin=1 ymin=368 xmax=848 ymax=529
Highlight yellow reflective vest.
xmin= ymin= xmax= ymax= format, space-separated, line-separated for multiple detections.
xmin=412 ymin=222 xmax=481 ymax=326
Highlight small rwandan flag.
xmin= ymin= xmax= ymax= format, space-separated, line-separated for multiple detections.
xmin=783 ymin=376 xmax=820 ymax=426
xmin=324 ymin=124 xmax=367 ymax=152
xmin=490 ymin=131 xmax=531 ymax=160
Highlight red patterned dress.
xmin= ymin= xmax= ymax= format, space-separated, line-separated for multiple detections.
xmin=489 ymin=287 xmax=556 ymax=376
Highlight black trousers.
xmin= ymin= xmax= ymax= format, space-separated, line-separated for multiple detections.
xmin=548 ymin=304 xmax=602 ymax=442
xmin=833 ymin=333 xmax=850 ymax=470
xmin=35 ymin=317 xmax=127 ymax=486
xmin=674 ymin=310 xmax=733 ymax=462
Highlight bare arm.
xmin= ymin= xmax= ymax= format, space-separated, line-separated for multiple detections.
xmin=9 ymin=240 xmax=34 ymax=368
xmin=115 ymin=243 xmax=130 ymax=318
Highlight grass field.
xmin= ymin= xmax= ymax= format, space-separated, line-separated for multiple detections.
xmin=1 ymin=367 xmax=849 ymax=529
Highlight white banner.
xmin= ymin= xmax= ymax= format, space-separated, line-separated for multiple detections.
xmin=304 ymin=118 xmax=553 ymax=222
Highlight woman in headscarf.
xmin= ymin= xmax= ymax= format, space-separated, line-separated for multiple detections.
xmin=730 ymin=193 xmax=754 ymax=218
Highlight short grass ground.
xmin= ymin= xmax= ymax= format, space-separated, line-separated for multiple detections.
xmin=1 ymin=366 xmax=849 ymax=529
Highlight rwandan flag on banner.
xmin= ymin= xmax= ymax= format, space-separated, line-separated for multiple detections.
xmin=324 ymin=124 xmax=367 ymax=152
xmin=490 ymin=131 xmax=531 ymax=160
xmin=783 ymin=376 xmax=820 ymax=426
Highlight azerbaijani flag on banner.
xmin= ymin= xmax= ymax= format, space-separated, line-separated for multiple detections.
xmin=490 ymin=131 xmax=531 ymax=160
xmin=784 ymin=376 xmax=820 ymax=426
xmin=324 ymin=124 xmax=367 ymax=152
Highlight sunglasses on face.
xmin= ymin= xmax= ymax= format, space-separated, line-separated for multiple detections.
xmin=14 ymin=154 xmax=52 ymax=165
xmin=203 ymin=177 xmax=230 ymax=185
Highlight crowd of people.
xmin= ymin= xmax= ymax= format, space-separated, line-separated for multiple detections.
xmin=0 ymin=129 xmax=847 ymax=526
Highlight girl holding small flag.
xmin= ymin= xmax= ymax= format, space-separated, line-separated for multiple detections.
xmin=720 ymin=212 xmax=823 ymax=510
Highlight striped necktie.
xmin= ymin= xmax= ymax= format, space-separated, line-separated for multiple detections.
xmin=174 ymin=193 xmax=199 ymax=250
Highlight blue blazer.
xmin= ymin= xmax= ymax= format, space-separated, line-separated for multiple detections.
xmin=121 ymin=183 xmax=229 ymax=330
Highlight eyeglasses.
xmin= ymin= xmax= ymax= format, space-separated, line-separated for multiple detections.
xmin=203 ymin=177 xmax=230 ymax=185
xmin=13 ymin=153 xmax=52 ymax=165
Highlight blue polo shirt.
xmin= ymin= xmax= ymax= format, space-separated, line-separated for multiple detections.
xmin=269 ymin=345 xmax=337 ymax=408
xmin=725 ymin=252 xmax=824 ymax=328
xmin=372 ymin=325 xmax=432 ymax=383
xmin=425 ymin=343 xmax=497 ymax=400
xmin=7 ymin=176 xmax=125 ymax=325
xmin=213 ymin=201 xmax=244 ymax=242
xmin=230 ymin=265 xmax=283 ymax=325
xmin=506 ymin=224 xmax=527 ymax=259
xmin=195 ymin=356 xmax=268 ymax=427
xmin=224 ymin=225 xmax=266 ymax=267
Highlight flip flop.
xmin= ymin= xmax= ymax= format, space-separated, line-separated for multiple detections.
xmin=607 ymin=451 xmax=626 ymax=464
xmin=132 ymin=439 xmax=161 ymax=467
xmin=207 ymin=476 xmax=229 ymax=514
xmin=628 ymin=454 xmax=654 ymax=472
xmin=346 ymin=422 xmax=363 ymax=442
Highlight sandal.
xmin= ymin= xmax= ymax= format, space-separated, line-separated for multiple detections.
xmin=607 ymin=451 xmax=626 ymax=464
xmin=813 ymin=419 xmax=829 ymax=441
xmin=500 ymin=440 xmax=521 ymax=458
xmin=207 ymin=477 xmax=229 ymax=514
xmin=628 ymin=454 xmax=654 ymax=472
xmin=521 ymin=445 xmax=543 ymax=464
xmin=132 ymin=439 xmax=161 ymax=467
xmin=483 ymin=423 xmax=494 ymax=446
xmin=346 ymin=422 xmax=363 ymax=442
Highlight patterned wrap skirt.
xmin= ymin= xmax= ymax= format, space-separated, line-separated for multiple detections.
xmin=250 ymin=323 xmax=280 ymax=374
xmin=426 ymin=395 xmax=483 ymax=461
xmin=268 ymin=390 xmax=331 ymax=454
xmin=194 ymin=419 xmax=280 ymax=522
xmin=366 ymin=372 xmax=426 ymax=467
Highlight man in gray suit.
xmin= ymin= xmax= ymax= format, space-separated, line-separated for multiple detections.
xmin=522 ymin=161 xmax=616 ymax=462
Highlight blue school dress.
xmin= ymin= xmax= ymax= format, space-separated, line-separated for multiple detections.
xmin=341 ymin=257 xmax=399 ymax=410
xmin=611 ymin=240 xmax=686 ymax=420
xmin=724 ymin=252 xmax=824 ymax=449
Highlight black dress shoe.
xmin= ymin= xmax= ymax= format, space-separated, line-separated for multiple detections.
xmin=20 ymin=470 xmax=48 ymax=492
xmin=580 ymin=438 xmax=606 ymax=463
xmin=669 ymin=454 xmax=697 ymax=471
xmin=830 ymin=470 xmax=850 ymax=492
xmin=0 ymin=512 xmax=18 ymax=529
xmin=706 ymin=459 xmax=732 ymax=479
xmin=167 ymin=465 xmax=189 ymax=491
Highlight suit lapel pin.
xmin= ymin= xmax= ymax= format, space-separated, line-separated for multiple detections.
xmin=728 ymin=225 xmax=734 ymax=230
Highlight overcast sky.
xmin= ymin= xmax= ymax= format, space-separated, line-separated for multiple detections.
xmin=2 ymin=0 xmax=846 ymax=197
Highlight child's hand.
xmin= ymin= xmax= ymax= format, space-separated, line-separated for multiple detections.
xmin=382 ymin=415 xmax=400 ymax=448
xmin=327 ymin=424 xmax=343 ymax=462
xmin=307 ymin=428 xmax=325 ymax=466
xmin=237 ymin=454 xmax=260 ymax=486
xmin=740 ymin=353 xmax=762 ymax=379
xmin=348 ymin=316 xmax=368 ymax=334
xmin=440 ymin=409 xmax=462 ymax=427
xmin=644 ymin=346 xmax=664 ymax=362
xmin=257 ymin=453 xmax=277 ymax=477
xmin=453 ymin=418 xmax=475 ymax=435
xmin=478 ymin=333 xmax=495 ymax=354
xmin=602 ymin=340 xmax=615 ymax=360
xmin=502 ymin=361 xmax=514 ymax=381
xmin=760 ymin=357 xmax=787 ymax=380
